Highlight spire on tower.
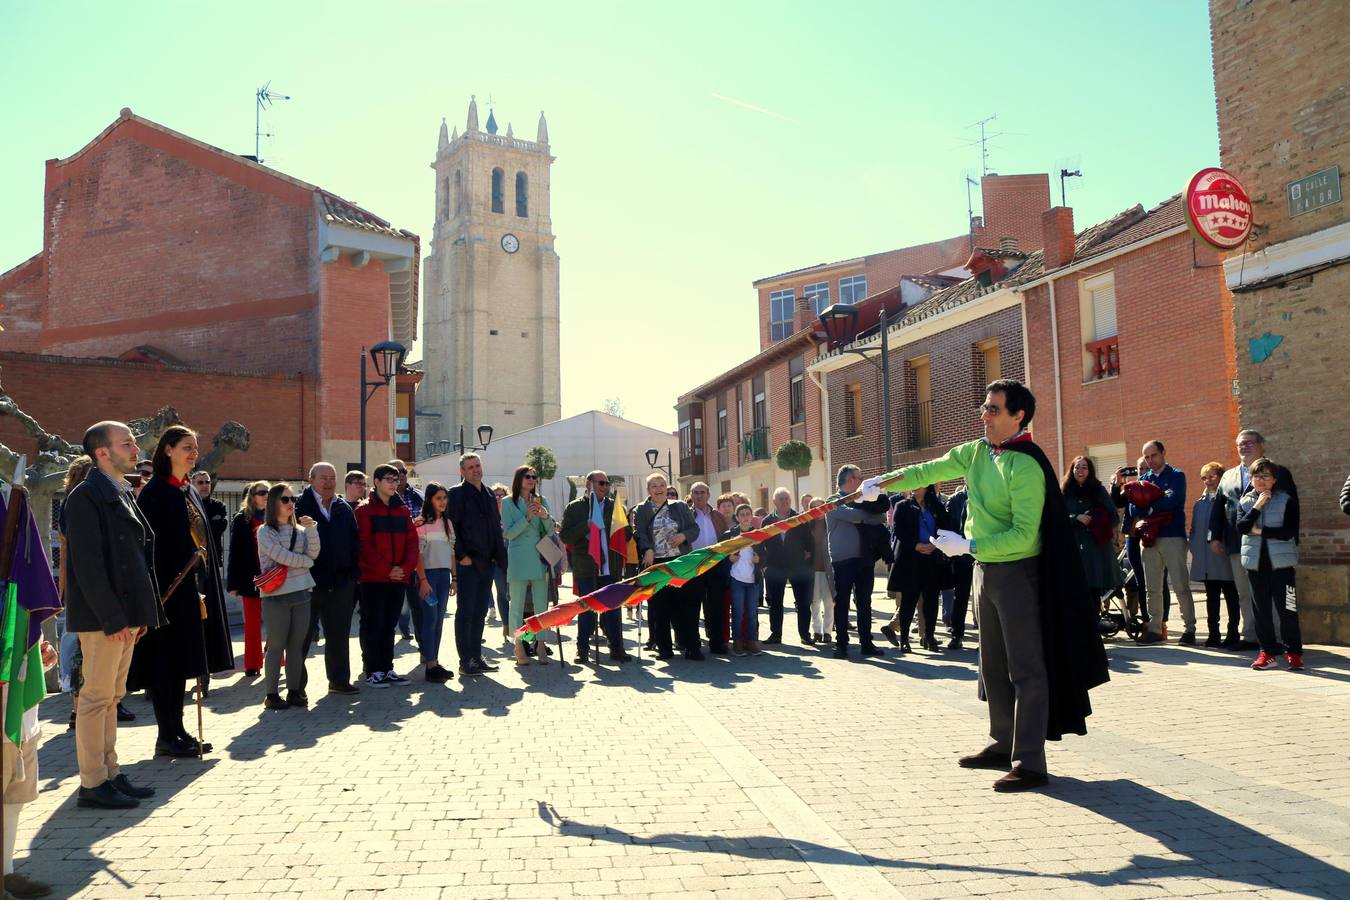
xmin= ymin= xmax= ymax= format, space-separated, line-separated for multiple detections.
xmin=451 ymin=125 xmax=459 ymax=141
xmin=537 ymin=110 xmax=549 ymax=145
xmin=466 ymin=95 xmax=479 ymax=132
xmin=506 ymin=122 xmax=514 ymax=138
xmin=486 ymin=109 xmax=498 ymax=135
xmin=438 ymin=117 xmax=449 ymax=151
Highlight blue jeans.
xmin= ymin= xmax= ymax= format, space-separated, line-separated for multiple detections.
xmin=493 ymin=566 xmax=510 ymax=623
xmin=730 ymin=578 xmax=760 ymax=642
xmin=455 ymin=563 xmax=494 ymax=665
xmin=420 ymin=569 xmax=453 ymax=663
xmin=575 ymin=574 xmax=622 ymax=652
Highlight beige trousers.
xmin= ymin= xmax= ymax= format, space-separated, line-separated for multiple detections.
xmin=75 ymin=632 xmax=136 ymax=788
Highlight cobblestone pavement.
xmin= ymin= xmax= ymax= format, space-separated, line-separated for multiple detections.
xmin=15 ymin=596 xmax=1350 ymax=899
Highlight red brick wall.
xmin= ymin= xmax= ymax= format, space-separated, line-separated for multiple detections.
xmin=973 ymin=174 xmax=1053 ymax=252
xmin=827 ymin=304 xmax=1024 ymax=479
xmin=318 ymin=256 xmax=396 ymax=445
xmin=0 ymin=352 xmax=319 ymax=482
xmin=1023 ymin=231 xmax=1239 ymax=530
xmin=34 ymin=119 xmax=318 ymax=371
xmin=0 ymin=256 xmax=44 ymax=353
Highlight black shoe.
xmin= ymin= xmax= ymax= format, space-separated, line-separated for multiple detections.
xmin=286 ymin=691 xmax=308 ymax=708
xmin=900 ymin=640 xmax=912 ymax=653
xmin=68 ymin=708 xmax=76 ymax=729
xmin=328 ymin=681 xmax=360 ymax=695
xmin=802 ymin=634 xmax=816 ymax=645
xmin=245 ymin=669 xmax=261 ymax=677
xmin=116 ymin=701 xmax=135 ymax=722
xmin=642 ymin=641 xmax=656 ymax=651
xmin=684 ymin=650 xmax=706 ymax=661
xmin=110 ymin=774 xmax=155 ymax=799
xmin=764 ymin=635 xmax=782 ymax=645
xmin=655 ymin=651 xmax=675 ymax=660
xmin=426 ymin=665 xmax=453 ymax=683
xmin=524 ymin=642 xmax=538 ymax=657
xmin=473 ymin=657 xmax=499 ymax=672
xmin=609 ymin=649 xmax=632 ymax=663
xmin=1203 ymin=634 xmax=1221 ymax=647
xmin=1220 ymin=635 xmax=1240 ymax=649
xmin=1236 ymin=640 xmax=1260 ymax=651
xmin=77 ymin=781 xmax=139 ymax=810
xmin=959 ymin=749 xmax=1011 ymax=770
xmin=832 ymin=647 xmax=847 ymax=659
xmin=993 ymin=766 xmax=1049 ymax=792
xmin=575 ymin=648 xmax=592 ymax=664
xmin=459 ymin=662 xmax=481 ymax=676
xmin=861 ymin=646 xmax=884 ymax=657
xmin=821 ymin=632 xmax=832 ymax=643
xmin=879 ymin=625 xmax=900 ymax=647
xmin=155 ymin=736 xmax=199 ymax=757
xmin=1179 ymin=632 xmax=1197 ymax=646
xmin=947 ymin=638 xmax=965 ymax=650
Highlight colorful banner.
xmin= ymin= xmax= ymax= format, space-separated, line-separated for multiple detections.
xmin=515 ymin=477 xmax=899 ymax=640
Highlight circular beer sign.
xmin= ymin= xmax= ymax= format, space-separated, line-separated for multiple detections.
xmin=1185 ymin=167 xmax=1253 ymax=250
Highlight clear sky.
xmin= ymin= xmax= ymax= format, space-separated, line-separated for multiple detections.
xmin=0 ymin=1 xmax=1218 ymax=434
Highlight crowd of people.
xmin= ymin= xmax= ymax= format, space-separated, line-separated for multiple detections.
xmin=0 ymin=392 xmax=1334 ymax=896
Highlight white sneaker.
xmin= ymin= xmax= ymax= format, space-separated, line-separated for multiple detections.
xmin=385 ymin=670 xmax=411 ymax=686
xmin=365 ymin=672 xmax=390 ymax=689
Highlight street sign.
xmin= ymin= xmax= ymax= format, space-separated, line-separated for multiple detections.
xmin=1287 ymin=166 xmax=1341 ymax=218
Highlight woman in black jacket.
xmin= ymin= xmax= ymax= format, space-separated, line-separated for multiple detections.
xmin=226 ymin=481 xmax=270 ymax=677
xmin=129 ymin=426 xmax=235 ymax=758
xmin=881 ymin=486 xmax=952 ymax=652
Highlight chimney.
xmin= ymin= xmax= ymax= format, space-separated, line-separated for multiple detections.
xmin=999 ymin=236 xmax=1018 ymax=253
xmin=1041 ymin=207 xmax=1075 ymax=271
xmin=794 ymin=294 xmax=816 ymax=332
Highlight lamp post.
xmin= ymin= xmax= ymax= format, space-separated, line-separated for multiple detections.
xmin=453 ymin=423 xmax=495 ymax=455
xmin=359 ymin=340 xmax=407 ymax=474
xmin=645 ymin=447 xmax=672 ymax=481
xmin=818 ymin=302 xmax=893 ymax=471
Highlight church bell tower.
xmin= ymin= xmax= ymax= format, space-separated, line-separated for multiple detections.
xmin=419 ymin=96 xmax=561 ymax=451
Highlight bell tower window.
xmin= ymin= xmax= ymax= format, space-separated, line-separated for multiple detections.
xmin=515 ymin=172 xmax=528 ymax=218
xmin=454 ymin=170 xmax=464 ymax=216
xmin=440 ymin=176 xmax=450 ymax=222
xmin=491 ymin=168 xmax=505 ymax=214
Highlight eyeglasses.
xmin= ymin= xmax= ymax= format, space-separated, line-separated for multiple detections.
xmin=252 ymin=489 xmax=268 ymax=497
xmin=377 ymin=476 xmax=399 ymax=483
xmin=523 ymin=473 xmax=538 ymax=481
xmin=979 ymin=403 xmax=1003 ymax=416
xmin=279 ymin=496 xmax=296 ymax=504
xmin=1250 ymin=472 xmax=1276 ymax=481
xmin=592 ymin=479 xmax=609 ymax=486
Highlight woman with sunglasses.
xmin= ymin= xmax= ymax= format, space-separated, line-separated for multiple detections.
xmin=499 ymin=465 xmax=555 ymax=666
xmin=256 ymin=483 xmax=321 ymax=709
xmin=225 ymin=481 xmax=271 ymax=676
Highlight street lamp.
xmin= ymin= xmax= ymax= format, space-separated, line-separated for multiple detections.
xmin=359 ymin=340 xmax=407 ymax=473
xmin=819 ymin=301 xmax=894 ymax=470
xmin=453 ymin=423 xmax=495 ymax=454
xmin=645 ymin=447 xmax=672 ymax=481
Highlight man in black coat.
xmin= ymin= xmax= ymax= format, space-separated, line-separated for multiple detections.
xmin=64 ymin=421 xmax=167 ymax=810
xmin=189 ymin=470 xmax=229 ymax=558
xmin=558 ymin=470 xmax=631 ymax=663
xmin=760 ymin=488 xmax=815 ymax=644
xmin=944 ymin=488 xmax=974 ymax=649
xmin=296 ymin=462 xmax=362 ymax=694
xmin=445 ymin=453 xmax=507 ymax=674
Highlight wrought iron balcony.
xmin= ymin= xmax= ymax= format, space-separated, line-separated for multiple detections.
xmin=740 ymin=426 xmax=771 ymax=464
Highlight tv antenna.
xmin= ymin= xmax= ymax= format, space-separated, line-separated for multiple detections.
xmin=1057 ymin=156 xmax=1083 ymax=207
xmin=255 ymin=81 xmax=291 ymax=163
xmin=963 ymin=168 xmax=981 ymax=252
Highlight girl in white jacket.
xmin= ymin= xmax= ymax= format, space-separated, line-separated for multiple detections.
xmin=256 ymin=482 xmax=321 ymax=709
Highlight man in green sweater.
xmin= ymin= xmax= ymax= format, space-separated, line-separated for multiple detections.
xmin=863 ymin=379 xmax=1051 ymax=791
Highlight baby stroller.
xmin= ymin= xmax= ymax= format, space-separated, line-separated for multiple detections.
xmin=1098 ymin=548 xmax=1145 ymax=640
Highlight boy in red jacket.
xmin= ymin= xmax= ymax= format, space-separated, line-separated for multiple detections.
xmin=355 ymin=464 xmax=420 ymax=688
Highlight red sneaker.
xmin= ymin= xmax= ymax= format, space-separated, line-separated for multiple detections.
xmin=1286 ymin=652 xmax=1304 ymax=671
xmin=1251 ymin=651 xmax=1278 ymax=670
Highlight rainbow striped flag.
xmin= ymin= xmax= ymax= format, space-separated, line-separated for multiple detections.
xmin=1 ymin=490 xmax=62 ymax=746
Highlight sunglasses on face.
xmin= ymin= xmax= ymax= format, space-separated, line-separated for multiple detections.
xmin=252 ymin=489 xmax=268 ymax=497
xmin=523 ymin=473 xmax=538 ymax=480
xmin=279 ymin=496 xmax=296 ymax=504
xmin=592 ymin=480 xmax=609 ymax=486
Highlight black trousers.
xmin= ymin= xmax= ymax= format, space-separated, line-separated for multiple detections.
xmin=301 ymin=581 xmax=356 ymax=690
xmin=950 ymin=559 xmax=973 ymax=639
xmin=1249 ymin=565 xmax=1301 ymax=655
xmin=147 ymin=676 xmax=187 ymax=742
xmin=765 ymin=573 xmax=813 ymax=640
xmin=575 ymin=573 xmax=622 ymax=652
xmin=899 ymin=583 xmax=940 ymax=643
xmin=358 ymin=582 xmax=404 ymax=675
xmin=1203 ymin=579 xmax=1240 ymax=638
xmin=832 ymin=557 xmax=877 ymax=650
xmin=698 ymin=568 xmax=729 ymax=651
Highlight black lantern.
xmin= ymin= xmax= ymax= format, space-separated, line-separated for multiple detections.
xmin=369 ymin=340 xmax=407 ymax=380
xmin=477 ymin=424 xmax=494 ymax=450
xmin=645 ymin=448 xmax=659 ymax=469
xmin=817 ymin=302 xmax=860 ymax=349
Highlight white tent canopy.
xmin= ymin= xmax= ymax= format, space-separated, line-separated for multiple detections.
xmin=412 ymin=410 xmax=678 ymax=515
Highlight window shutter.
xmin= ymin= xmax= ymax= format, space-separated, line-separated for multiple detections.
xmin=1092 ymin=282 xmax=1117 ymax=340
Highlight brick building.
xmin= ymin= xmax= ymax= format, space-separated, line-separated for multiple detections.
xmin=811 ymin=194 xmax=1238 ymax=522
xmin=0 ymin=108 xmax=419 ymax=478
xmin=677 ymin=174 xmax=1053 ymax=505
xmin=1209 ymin=0 xmax=1350 ymax=641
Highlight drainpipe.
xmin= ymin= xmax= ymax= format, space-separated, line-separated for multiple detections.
xmin=1047 ymin=278 xmax=1065 ymax=470
xmin=808 ymin=364 xmax=830 ymax=490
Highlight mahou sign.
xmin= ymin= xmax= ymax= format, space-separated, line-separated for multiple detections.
xmin=1185 ymin=167 xmax=1253 ymax=250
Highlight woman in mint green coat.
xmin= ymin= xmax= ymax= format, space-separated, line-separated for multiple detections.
xmin=500 ymin=464 xmax=555 ymax=666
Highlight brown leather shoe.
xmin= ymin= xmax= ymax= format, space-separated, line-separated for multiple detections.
xmin=958 ymin=749 xmax=1012 ymax=770
xmin=993 ymin=766 xmax=1049 ymax=792
xmin=4 ymin=871 xmax=53 ymax=898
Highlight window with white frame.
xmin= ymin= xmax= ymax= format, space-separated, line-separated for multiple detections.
xmin=803 ymin=281 xmax=830 ymax=314
xmin=838 ymin=274 xmax=868 ymax=303
xmin=1078 ymin=271 xmax=1119 ymax=381
xmin=768 ymin=289 xmax=795 ymax=342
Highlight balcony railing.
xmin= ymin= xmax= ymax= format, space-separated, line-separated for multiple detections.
xmin=679 ymin=452 xmax=705 ymax=478
xmin=1086 ymin=336 xmax=1120 ymax=380
xmin=740 ymin=426 xmax=770 ymax=464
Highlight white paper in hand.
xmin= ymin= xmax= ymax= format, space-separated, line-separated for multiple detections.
xmin=931 ymin=529 xmax=972 ymax=557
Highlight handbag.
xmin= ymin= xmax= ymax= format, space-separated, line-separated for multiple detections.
xmin=253 ymin=527 xmax=298 ymax=593
xmin=536 ymin=532 xmax=565 ymax=569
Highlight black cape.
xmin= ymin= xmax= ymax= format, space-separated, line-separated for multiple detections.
xmin=129 ymin=477 xmax=235 ymax=689
xmin=1000 ymin=439 xmax=1110 ymax=740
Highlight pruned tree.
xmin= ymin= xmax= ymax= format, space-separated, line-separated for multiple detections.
xmin=602 ymin=397 xmax=625 ymax=418
xmin=524 ymin=445 xmax=558 ymax=482
xmin=775 ymin=439 xmax=813 ymax=503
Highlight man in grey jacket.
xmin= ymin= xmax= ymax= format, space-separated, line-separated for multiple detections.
xmin=64 ymin=421 xmax=167 ymax=810
xmin=827 ymin=464 xmax=887 ymax=660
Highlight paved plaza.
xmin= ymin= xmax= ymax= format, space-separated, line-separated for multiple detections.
xmin=15 ymin=596 xmax=1350 ymax=900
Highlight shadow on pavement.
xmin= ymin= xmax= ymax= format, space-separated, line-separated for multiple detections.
xmin=538 ymin=777 xmax=1350 ymax=896
xmin=1105 ymin=642 xmax=1350 ymax=684
xmin=26 ymin=719 xmax=219 ymax=898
